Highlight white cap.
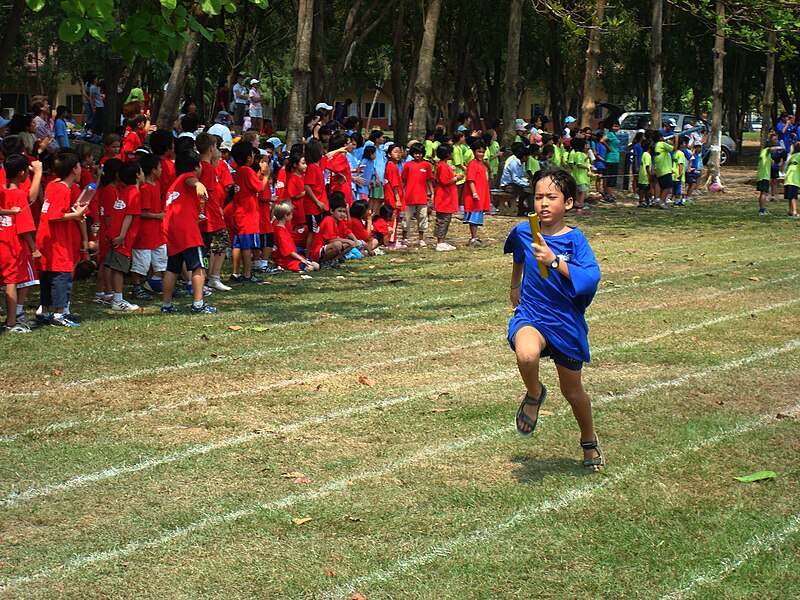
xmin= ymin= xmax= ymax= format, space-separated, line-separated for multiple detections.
xmin=316 ymin=102 xmax=333 ymax=111
xmin=250 ymin=78 xmax=260 ymax=85
xmin=514 ymin=118 xmax=529 ymax=130
xmin=667 ymin=118 xmax=677 ymax=127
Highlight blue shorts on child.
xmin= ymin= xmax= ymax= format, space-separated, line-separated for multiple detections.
xmin=233 ymin=233 xmax=260 ymax=250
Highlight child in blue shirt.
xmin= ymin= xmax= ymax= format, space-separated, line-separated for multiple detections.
xmin=504 ymin=167 xmax=603 ymax=470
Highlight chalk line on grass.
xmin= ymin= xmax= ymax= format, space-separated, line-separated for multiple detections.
xmin=4 ymin=298 xmax=798 ymax=508
xmin=3 ymin=340 xmax=799 ymax=593
xmin=5 ymin=264 xmax=795 ymax=445
xmin=660 ymin=513 xmax=800 ymax=600
xmin=321 ymin=395 xmax=800 ymax=599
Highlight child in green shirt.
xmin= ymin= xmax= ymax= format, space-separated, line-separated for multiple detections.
xmin=567 ymin=138 xmax=590 ymax=214
xmin=756 ymin=133 xmax=782 ymax=215
xmin=783 ymin=142 xmax=800 ymax=218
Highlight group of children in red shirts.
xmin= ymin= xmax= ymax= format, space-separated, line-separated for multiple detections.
xmin=0 ymin=122 xmax=495 ymax=332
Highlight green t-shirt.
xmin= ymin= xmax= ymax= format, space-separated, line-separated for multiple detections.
xmin=568 ymin=150 xmax=589 ymax=186
xmin=672 ymin=150 xmax=685 ymax=180
xmin=638 ymin=152 xmax=652 ymax=185
xmin=450 ymin=144 xmax=465 ymax=179
xmin=757 ymin=148 xmax=771 ymax=181
xmin=526 ymin=155 xmax=541 ymax=178
xmin=785 ymin=153 xmax=800 ymax=187
xmin=424 ymin=139 xmax=435 ymax=161
xmin=462 ymin=145 xmax=474 ymax=167
xmin=487 ymin=140 xmax=501 ymax=174
xmin=654 ymin=141 xmax=674 ymax=177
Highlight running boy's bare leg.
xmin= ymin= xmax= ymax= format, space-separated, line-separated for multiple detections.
xmin=555 ymin=363 xmax=600 ymax=465
xmin=514 ymin=326 xmax=546 ymax=433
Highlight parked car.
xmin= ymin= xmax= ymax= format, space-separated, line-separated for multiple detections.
xmin=617 ymin=110 xmax=737 ymax=165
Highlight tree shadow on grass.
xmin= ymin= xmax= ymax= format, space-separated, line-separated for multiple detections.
xmin=509 ymin=454 xmax=586 ymax=484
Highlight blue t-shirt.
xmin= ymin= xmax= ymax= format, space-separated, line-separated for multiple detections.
xmin=593 ymin=142 xmax=607 ymax=170
xmin=356 ymin=157 xmax=375 ymax=196
xmin=54 ymin=118 xmax=69 ymax=148
xmin=605 ymin=131 xmax=621 ymax=163
xmin=632 ymin=143 xmax=644 ymax=170
xmin=504 ymin=223 xmax=601 ymax=362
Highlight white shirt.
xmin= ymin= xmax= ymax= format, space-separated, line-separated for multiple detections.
xmin=233 ymin=83 xmax=247 ymax=105
xmin=207 ymin=123 xmax=233 ymax=142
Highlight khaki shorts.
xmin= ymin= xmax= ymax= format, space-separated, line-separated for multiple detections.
xmin=403 ymin=204 xmax=428 ymax=234
xmin=104 ymin=248 xmax=131 ymax=274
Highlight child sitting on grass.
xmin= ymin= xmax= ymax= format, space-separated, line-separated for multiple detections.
xmin=308 ymin=192 xmax=358 ymax=265
xmin=348 ymin=199 xmax=381 ymax=255
xmin=505 ymin=167 xmax=603 ymax=471
xmin=271 ymin=201 xmax=320 ymax=272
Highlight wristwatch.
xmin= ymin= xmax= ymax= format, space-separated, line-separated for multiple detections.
xmin=550 ymin=256 xmax=560 ymax=269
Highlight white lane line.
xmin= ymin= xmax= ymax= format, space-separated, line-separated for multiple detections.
xmin=4 ymin=270 xmax=795 ymax=444
xmin=321 ymin=396 xmax=800 ymax=599
xmin=4 ymin=340 xmax=798 ymax=592
xmin=6 ymin=245 xmax=790 ymax=398
xmin=659 ymin=514 xmax=800 ymax=599
xmin=4 ymin=299 xmax=797 ymax=508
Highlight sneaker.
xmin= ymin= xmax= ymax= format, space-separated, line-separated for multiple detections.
xmin=63 ymin=313 xmax=83 ymax=323
xmin=93 ymin=293 xmax=113 ymax=305
xmin=160 ymin=304 xmax=180 ymax=314
xmin=759 ymin=208 xmax=769 ymax=216
xmin=15 ymin=313 xmax=36 ymax=329
xmin=469 ymin=238 xmax=482 ymax=247
xmin=418 ymin=239 xmax=427 ymax=248
xmin=674 ymin=200 xmax=684 ymax=207
xmin=373 ymin=248 xmax=386 ymax=255
xmin=132 ymin=287 xmax=154 ymax=300
xmin=241 ymin=274 xmax=261 ymax=283
xmin=186 ymin=284 xmax=212 ymax=297
xmin=143 ymin=278 xmax=163 ymax=294
xmin=207 ymin=278 xmax=232 ymax=291
xmin=386 ymin=242 xmax=404 ymax=250
xmin=400 ymin=239 xmax=409 ymax=248
xmin=50 ymin=314 xmax=80 ymax=327
xmin=770 ymin=196 xmax=780 ymax=203
xmin=112 ymin=299 xmax=140 ymax=312
xmin=229 ymin=274 xmax=244 ymax=283
xmin=632 ymin=193 xmax=639 ymax=200
xmin=576 ymin=208 xmax=586 ymax=215
xmin=262 ymin=265 xmax=282 ymax=274
xmin=173 ymin=287 xmax=191 ymax=298
xmin=191 ymin=303 xmax=218 ymax=315
xmin=4 ymin=323 xmax=32 ymax=333
xmin=435 ymin=242 xmax=452 ymax=252
xmin=791 ymin=212 xmax=800 ymax=219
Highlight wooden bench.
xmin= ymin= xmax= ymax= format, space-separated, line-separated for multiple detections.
xmin=492 ymin=190 xmax=520 ymax=217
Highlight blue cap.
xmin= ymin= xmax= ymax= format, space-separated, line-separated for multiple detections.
xmin=0 ymin=116 xmax=10 ymax=129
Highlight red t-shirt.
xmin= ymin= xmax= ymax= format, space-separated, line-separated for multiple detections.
xmin=3 ymin=187 xmax=35 ymax=236
xmin=107 ymin=185 xmax=141 ymax=257
xmin=465 ymin=159 xmax=490 ymax=213
xmin=272 ymin=223 xmax=301 ymax=271
xmin=36 ymin=181 xmax=77 ymax=272
xmin=401 ymin=160 xmax=433 ymax=205
xmin=275 ymin=166 xmax=287 ymax=200
xmin=163 ymin=173 xmax=204 ymax=255
xmin=134 ymin=181 xmax=165 ymax=249
xmin=372 ymin=217 xmax=389 ymax=238
xmin=327 ymin=153 xmax=353 ymax=205
xmin=434 ymin=161 xmax=459 ymax=213
xmin=349 ymin=218 xmax=370 ymax=242
xmin=383 ymin=161 xmax=403 ymax=210
xmin=217 ymin=160 xmax=234 ymax=188
xmin=286 ymin=172 xmax=306 ymax=225
xmin=0 ymin=208 xmax=23 ymax=283
xmin=158 ymin=158 xmax=176 ymax=201
xmin=78 ymin=167 xmax=94 ymax=191
xmin=199 ymin=161 xmax=226 ymax=233
xmin=310 ymin=214 xmax=352 ymax=258
xmin=119 ymin=126 xmax=144 ymax=161
xmin=303 ymin=162 xmax=327 ymax=215
xmin=233 ymin=166 xmax=265 ymax=235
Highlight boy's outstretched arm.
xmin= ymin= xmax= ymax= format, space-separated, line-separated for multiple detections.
xmin=510 ymin=261 xmax=523 ymax=307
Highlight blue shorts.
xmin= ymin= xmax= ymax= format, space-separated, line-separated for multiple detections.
xmin=463 ymin=211 xmax=484 ymax=226
xmin=508 ymin=320 xmax=583 ymax=371
xmin=166 ymin=246 xmax=204 ymax=274
xmin=233 ymin=233 xmax=260 ymax=250
xmin=673 ymin=182 xmax=682 ymax=195
xmin=785 ymin=185 xmax=799 ymax=201
xmin=686 ymin=173 xmax=698 ymax=184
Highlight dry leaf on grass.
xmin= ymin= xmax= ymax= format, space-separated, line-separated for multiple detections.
xmin=281 ymin=471 xmax=305 ymax=479
xmin=293 ymin=477 xmax=312 ymax=484
xmin=52 ymin=369 xmax=63 ymax=376
xmin=292 ymin=517 xmax=313 ymax=525
xmin=431 ymin=408 xmax=452 ymax=413
xmin=228 ymin=325 xmax=243 ymax=331
xmin=319 ymin=313 xmax=334 ymax=318
xmin=539 ymin=410 xmax=554 ymax=416
xmin=449 ymin=279 xmax=464 ymax=283
xmin=389 ymin=258 xmax=406 ymax=263
xmin=326 ymin=569 xmax=336 ymax=577
xmin=358 ymin=375 xmax=376 ymax=387
xmin=776 ymin=412 xmax=796 ymax=420
xmin=351 ymin=594 xmax=367 ymax=600
xmin=749 ymin=276 xmax=761 ymax=281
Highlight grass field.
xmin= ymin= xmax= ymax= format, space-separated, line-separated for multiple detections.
xmin=1 ymin=162 xmax=800 ymax=598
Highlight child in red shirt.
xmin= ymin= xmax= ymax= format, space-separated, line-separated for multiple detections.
xmin=118 ymin=114 xmax=150 ymax=162
xmin=131 ymin=154 xmax=167 ymax=300
xmin=349 ymin=200 xmax=381 ymax=255
xmin=93 ymin=158 xmax=122 ymax=305
xmin=161 ymin=151 xmax=217 ymax=315
xmin=2 ymin=155 xmax=42 ymax=330
xmin=401 ymin=142 xmax=434 ymax=247
xmin=104 ymin=161 xmax=143 ymax=312
xmin=284 ymin=152 xmax=309 ymax=248
xmin=383 ymin=144 xmax=404 ymax=248
xmin=230 ymin=141 xmax=271 ymax=283
xmin=99 ymin=133 xmax=121 ymax=166
xmin=303 ymin=140 xmax=328 ymax=241
xmin=35 ymin=152 xmax=88 ymax=327
xmin=196 ymin=133 xmax=231 ymax=292
xmin=327 ymin=133 xmax=354 ymax=205
xmin=308 ymin=192 xmax=358 ymax=264
xmin=271 ymin=201 xmax=320 ymax=272
xmin=434 ymin=144 xmax=462 ymax=251
xmin=464 ymin=141 xmax=490 ymax=247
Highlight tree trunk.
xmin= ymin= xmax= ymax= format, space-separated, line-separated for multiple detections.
xmin=390 ymin=0 xmax=418 ymax=145
xmin=365 ymin=84 xmax=381 ymax=132
xmin=775 ymin=62 xmax=793 ymax=113
xmin=0 ymin=0 xmax=25 ymax=76
xmin=501 ymin=0 xmax=523 ymax=146
xmin=580 ymin=0 xmax=605 ymax=128
xmin=156 ymin=30 xmax=202 ymax=130
xmin=649 ymin=0 xmax=663 ymax=129
xmin=286 ymin=0 xmax=315 ymax=145
xmin=547 ymin=18 xmax=564 ymax=135
xmin=410 ymin=0 xmax=443 ymax=141
xmin=706 ymin=0 xmax=725 ymax=185
xmin=102 ymin=58 xmax=126 ymax=133
xmin=309 ymin=0 xmax=325 ymax=104
xmin=761 ymin=29 xmax=777 ymax=146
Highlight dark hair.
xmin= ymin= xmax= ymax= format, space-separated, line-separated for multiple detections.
xmin=195 ymin=132 xmax=215 ymax=155
xmin=119 ymin=161 xmax=142 ymax=186
xmin=350 ymin=199 xmax=368 ymax=220
xmin=175 ymin=150 xmax=201 ymax=175
xmin=262 ymin=141 xmax=275 ymax=151
xmin=409 ymin=143 xmax=424 ymax=156
xmin=52 ymin=151 xmax=79 ymax=179
xmin=652 ymin=130 xmax=663 ymax=142
xmin=379 ymin=203 xmax=393 ymax=221
xmin=451 ymin=131 xmax=464 ymax=143
xmin=149 ymin=129 xmax=173 ymax=156
xmin=286 ymin=152 xmax=304 ymax=173
xmin=570 ymin=137 xmax=586 ymax=152
xmin=181 ymin=97 xmax=196 ymax=114
xmin=344 ymin=116 xmax=360 ymax=130
xmin=679 ymin=135 xmax=690 ymax=146
xmin=7 ymin=114 xmax=32 ymax=135
xmin=471 ymin=139 xmax=486 ymax=151
xmin=510 ymin=141 xmax=527 ymax=160
xmin=181 ymin=113 xmax=199 ymax=134
xmin=127 ymin=115 xmax=146 ymax=128
xmin=368 ymin=129 xmax=384 ymax=143
xmin=641 ymin=139 xmax=652 ymax=153
xmin=541 ymin=144 xmax=555 ymax=160
xmin=55 ymin=105 xmax=69 ymax=119
xmin=231 ymin=141 xmax=254 ymax=166
xmin=362 ymin=145 xmax=376 ymax=160
xmin=481 ymin=132 xmax=493 ymax=147
xmin=1 ymin=135 xmax=25 ymax=156
xmin=329 ymin=191 xmax=346 ymax=211
xmin=140 ymin=153 xmax=161 ymax=177
xmin=304 ymin=138 xmax=324 ymax=164
xmin=100 ymin=158 xmax=123 ymax=186
xmin=436 ymin=144 xmax=453 ymax=161
xmin=385 ymin=143 xmax=399 ymax=158
xmin=3 ymin=154 xmax=29 ymax=180
xmin=328 ymin=133 xmax=347 ymax=151
xmin=174 ymin=137 xmax=195 ymax=156
xmin=533 ymin=167 xmax=576 ymax=204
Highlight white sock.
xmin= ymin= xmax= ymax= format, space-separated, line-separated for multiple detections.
xmin=16 ymin=304 xmax=24 ymax=316
xmin=192 ymin=299 xmax=204 ymax=309
xmin=113 ymin=292 xmax=123 ymax=304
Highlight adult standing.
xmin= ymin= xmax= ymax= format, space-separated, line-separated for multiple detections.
xmin=248 ymin=79 xmax=263 ymax=133
xmin=232 ymin=74 xmax=248 ymax=135
xmin=82 ymin=72 xmax=95 ymax=130
xmin=215 ymin=78 xmax=229 ymax=114
xmin=600 ymin=119 xmax=621 ymax=202
xmin=88 ymin=75 xmax=105 ymax=135
xmin=31 ymin=95 xmax=58 ymax=154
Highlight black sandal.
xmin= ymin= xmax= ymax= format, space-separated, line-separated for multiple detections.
xmin=580 ymin=436 xmax=605 ymax=471
xmin=515 ymin=384 xmax=547 ymax=436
